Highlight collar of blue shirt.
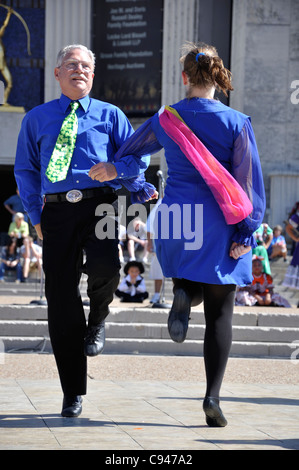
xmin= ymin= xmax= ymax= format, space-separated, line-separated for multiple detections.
xmin=59 ymin=94 xmax=90 ymax=113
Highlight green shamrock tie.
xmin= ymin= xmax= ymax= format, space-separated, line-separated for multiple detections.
xmin=46 ymin=101 xmax=80 ymax=183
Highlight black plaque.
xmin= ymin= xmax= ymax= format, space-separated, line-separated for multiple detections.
xmin=92 ymin=0 xmax=163 ymax=117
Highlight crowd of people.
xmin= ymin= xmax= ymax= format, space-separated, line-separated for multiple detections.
xmin=1 ymin=190 xmax=42 ymax=283
xmin=235 ymin=202 xmax=299 ymax=308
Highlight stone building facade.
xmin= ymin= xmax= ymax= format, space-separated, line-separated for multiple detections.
xmin=0 ymin=0 xmax=298 ymax=233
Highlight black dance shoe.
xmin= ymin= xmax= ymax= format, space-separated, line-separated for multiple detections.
xmin=203 ymin=397 xmax=228 ymax=427
xmin=84 ymin=322 xmax=105 ymax=357
xmin=61 ymin=395 xmax=82 ymax=418
xmin=167 ymin=288 xmax=191 ymax=343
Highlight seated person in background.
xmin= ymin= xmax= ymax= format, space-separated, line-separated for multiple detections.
xmin=254 ymin=223 xmax=273 ymax=250
xmin=20 ymin=236 xmax=42 ymax=282
xmin=235 ymin=256 xmax=291 ymax=307
xmin=267 ymin=225 xmax=287 ymax=261
xmin=127 ymin=217 xmax=148 ymax=262
xmin=252 ymin=223 xmax=273 ymax=275
xmin=8 ymin=212 xmax=29 ymax=250
xmin=115 ymin=260 xmax=149 ymax=303
xmin=0 ymin=237 xmax=23 ymax=283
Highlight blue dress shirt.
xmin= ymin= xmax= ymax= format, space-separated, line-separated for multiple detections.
xmin=14 ymin=94 xmax=150 ymax=226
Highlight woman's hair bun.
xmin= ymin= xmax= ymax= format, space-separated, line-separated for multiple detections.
xmin=180 ymin=41 xmax=233 ymax=96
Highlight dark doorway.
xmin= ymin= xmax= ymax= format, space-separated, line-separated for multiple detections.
xmin=0 ymin=165 xmax=18 ymax=241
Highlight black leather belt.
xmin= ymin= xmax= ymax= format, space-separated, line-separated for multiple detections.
xmin=44 ymin=187 xmax=115 ymax=203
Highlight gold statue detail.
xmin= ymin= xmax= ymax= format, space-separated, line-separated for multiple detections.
xmin=0 ymin=4 xmax=31 ymax=107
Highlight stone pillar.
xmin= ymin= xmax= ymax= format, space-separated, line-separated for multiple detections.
xmin=230 ymin=0 xmax=299 ymax=220
xmin=229 ymin=0 xmax=247 ymax=113
xmin=45 ymin=0 xmax=92 ymax=102
xmin=160 ymin=0 xmax=200 ymax=173
xmin=161 ymin=0 xmax=200 ymax=106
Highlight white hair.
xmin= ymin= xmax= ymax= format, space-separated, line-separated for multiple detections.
xmin=56 ymin=44 xmax=96 ymax=69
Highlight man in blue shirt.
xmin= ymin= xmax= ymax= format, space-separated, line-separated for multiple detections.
xmin=14 ymin=44 xmax=151 ymax=418
xmin=3 ymin=188 xmax=27 ymax=221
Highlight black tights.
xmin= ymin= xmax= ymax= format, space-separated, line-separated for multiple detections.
xmin=173 ymin=279 xmax=236 ymax=399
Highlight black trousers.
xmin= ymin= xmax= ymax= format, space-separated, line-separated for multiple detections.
xmin=173 ymin=278 xmax=236 ymax=399
xmin=41 ymin=193 xmax=120 ymax=396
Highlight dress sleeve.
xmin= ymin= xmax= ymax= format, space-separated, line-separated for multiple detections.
xmin=289 ymin=213 xmax=299 ymax=229
xmin=111 ymin=108 xmax=151 ymax=179
xmin=114 ymin=117 xmax=162 ymax=163
xmin=231 ymin=119 xmax=266 ymax=247
xmin=113 ymin=116 xmax=162 ymax=203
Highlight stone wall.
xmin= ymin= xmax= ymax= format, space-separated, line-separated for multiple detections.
xmin=231 ymin=0 xmax=299 ymax=223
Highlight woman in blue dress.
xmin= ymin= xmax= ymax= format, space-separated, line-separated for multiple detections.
xmin=91 ymin=42 xmax=266 ymax=427
xmin=152 ymin=43 xmax=265 ymax=427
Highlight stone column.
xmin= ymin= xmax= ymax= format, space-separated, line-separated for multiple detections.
xmin=229 ymin=0 xmax=247 ymax=113
xmin=160 ymin=0 xmax=200 ymax=173
xmin=45 ymin=0 xmax=92 ymax=102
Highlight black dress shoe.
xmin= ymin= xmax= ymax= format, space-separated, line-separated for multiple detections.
xmin=168 ymin=288 xmax=191 ymax=343
xmin=203 ymin=397 xmax=227 ymax=427
xmin=61 ymin=395 xmax=82 ymax=418
xmin=84 ymin=322 xmax=105 ymax=357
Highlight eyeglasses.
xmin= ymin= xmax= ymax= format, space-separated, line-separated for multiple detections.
xmin=60 ymin=61 xmax=93 ymax=73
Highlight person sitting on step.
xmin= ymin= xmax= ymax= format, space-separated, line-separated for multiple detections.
xmin=115 ymin=260 xmax=149 ymax=302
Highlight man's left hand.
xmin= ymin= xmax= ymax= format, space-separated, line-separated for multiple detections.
xmin=89 ymin=162 xmax=118 ymax=182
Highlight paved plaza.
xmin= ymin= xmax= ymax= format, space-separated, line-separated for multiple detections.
xmin=0 ymin=353 xmax=299 ymax=451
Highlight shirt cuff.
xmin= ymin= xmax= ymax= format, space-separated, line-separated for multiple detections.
xmin=28 ymin=208 xmax=43 ymax=227
xmin=232 ymin=231 xmax=257 ymax=248
xmin=113 ymin=161 xmax=132 ymax=179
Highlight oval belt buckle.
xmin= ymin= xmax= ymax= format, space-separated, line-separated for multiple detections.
xmin=66 ymin=189 xmax=83 ymax=203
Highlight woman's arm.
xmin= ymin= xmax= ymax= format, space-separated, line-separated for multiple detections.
xmin=231 ymin=118 xmax=266 ymax=248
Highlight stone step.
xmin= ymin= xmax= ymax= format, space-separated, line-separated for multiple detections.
xmin=1 ymin=319 xmax=299 ymax=344
xmin=1 ymin=303 xmax=298 ymax=359
xmin=103 ymin=338 xmax=296 ymax=358
xmin=0 ymin=285 xmax=45 ymax=297
xmin=0 ymin=336 xmax=295 ymax=358
xmin=1 ymin=304 xmax=299 ymax=326
xmin=0 ymin=265 xmax=297 ymax=357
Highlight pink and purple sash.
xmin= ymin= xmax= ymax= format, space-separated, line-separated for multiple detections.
xmin=158 ymin=105 xmax=253 ymax=225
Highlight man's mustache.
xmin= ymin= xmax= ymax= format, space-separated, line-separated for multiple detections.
xmin=71 ymin=73 xmax=88 ymax=82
